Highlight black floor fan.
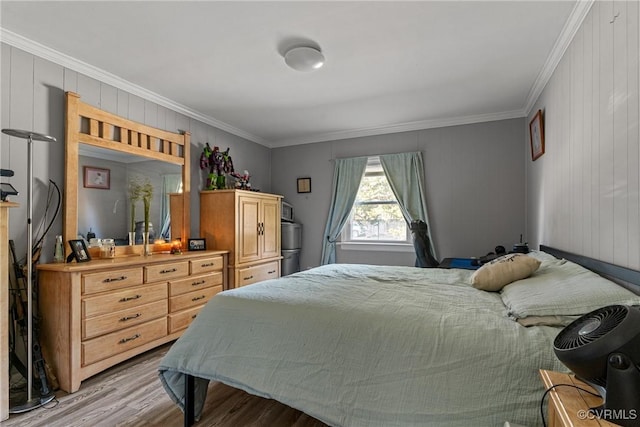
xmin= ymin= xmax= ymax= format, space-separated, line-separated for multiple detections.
xmin=553 ymin=305 xmax=640 ymax=427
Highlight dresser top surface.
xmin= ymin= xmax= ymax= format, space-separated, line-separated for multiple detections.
xmin=37 ymin=250 xmax=228 ymax=272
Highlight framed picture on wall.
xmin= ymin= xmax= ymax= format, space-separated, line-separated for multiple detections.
xmin=83 ymin=166 xmax=110 ymax=189
xmin=529 ymin=109 xmax=545 ymax=161
xmin=297 ymin=177 xmax=311 ymax=193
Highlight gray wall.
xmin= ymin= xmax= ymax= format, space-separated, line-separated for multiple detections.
xmin=526 ymin=1 xmax=640 ymax=270
xmin=272 ymin=118 xmax=526 ymax=269
xmin=0 ymin=43 xmax=272 ymax=262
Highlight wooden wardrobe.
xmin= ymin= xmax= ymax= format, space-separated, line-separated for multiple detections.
xmin=200 ymin=190 xmax=282 ymax=288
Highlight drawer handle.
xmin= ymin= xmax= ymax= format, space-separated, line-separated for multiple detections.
xmin=192 ymin=295 xmax=206 ymax=302
xmin=160 ymin=268 xmax=177 ymax=274
xmin=243 ymin=275 xmax=254 ymax=281
xmin=119 ymin=333 xmax=141 ymax=344
xmin=119 ymin=294 xmax=141 ymax=302
xmin=267 ymin=270 xmax=276 ymax=274
xmin=201 ymin=262 xmax=216 ymax=267
xmin=192 ymin=280 xmax=206 ymax=287
xmin=103 ymin=275 xmax=127 ymax=283
xmin=119 ymin=313 xmax=142 ymax=322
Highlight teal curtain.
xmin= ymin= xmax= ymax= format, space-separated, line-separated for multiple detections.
xmin=160 ymin=174 xmax=182 ymax=240
xmin=320 ymin=157 xmax=367 ymax=265
xmin=380 ymin=152 xmax=437 ymax=260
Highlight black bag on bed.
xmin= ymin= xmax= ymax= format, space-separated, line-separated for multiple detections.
xmin=410 ymin=219 xmax=439 ymax=268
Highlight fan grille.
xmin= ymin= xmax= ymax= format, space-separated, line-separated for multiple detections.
xmin=554 ymin=305 xmax=628 ymax=350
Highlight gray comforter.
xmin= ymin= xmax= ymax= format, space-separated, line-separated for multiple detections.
xmin=159 ymin=264 xmax=565 ymax=426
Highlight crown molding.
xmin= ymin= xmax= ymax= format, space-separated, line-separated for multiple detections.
xmin=270 ymin=109 xmax=526 ymax=148
xmin=0 ymin=28 xmax=269 ymax=147
xmin=523 ymin=0 xmax=594 ymax=115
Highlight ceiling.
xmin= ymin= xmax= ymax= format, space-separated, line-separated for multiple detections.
xmin=1 ymin=1 xmax=584 ymax=148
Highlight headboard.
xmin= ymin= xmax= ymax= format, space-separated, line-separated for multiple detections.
xmin=540 ymin=245 xmax=640 ymax=294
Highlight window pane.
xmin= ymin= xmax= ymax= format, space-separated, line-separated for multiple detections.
xmin=355 ymin=174 xmax=395 ymax=203
xmin=350 ymin=203 xmax=407 ymax=241
xmin=350 ymin=170 xmax=407 ymax=241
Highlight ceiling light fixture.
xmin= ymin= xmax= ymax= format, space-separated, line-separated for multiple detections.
xmin=284 ymin=46 xmax=325 ymax=72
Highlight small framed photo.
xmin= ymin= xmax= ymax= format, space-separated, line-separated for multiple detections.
xmin=68 ymin=239 xmax=91 ymax=262
xmin=84 ymin=166 xmax=110 ymax=189
xmin=188 ymin=238 xmax=206 ymax=251
xmin=529 ymin=110 xmax=545 ymax=161
xmin=297 ymin=177 xmax=311 ymax=193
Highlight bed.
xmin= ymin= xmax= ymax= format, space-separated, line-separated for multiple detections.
xmin=158 ymin=246 xmax=640 ymax=426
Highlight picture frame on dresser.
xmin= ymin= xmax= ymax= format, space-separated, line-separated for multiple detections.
xmin=188 ymin=238 xmax=206 ymax=251
xmin=67 ymin=239 xmax=91 ymax=262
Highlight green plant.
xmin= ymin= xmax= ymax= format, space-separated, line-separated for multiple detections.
xmin=128 ymin=176 xmax=153 ymax=233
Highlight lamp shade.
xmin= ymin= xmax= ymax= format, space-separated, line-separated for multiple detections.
xmin=284 ymin=46 xmax=325 ymax=72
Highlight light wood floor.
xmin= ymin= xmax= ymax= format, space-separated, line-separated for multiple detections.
xmin=3 ymin=343 xmax=329 ymax=427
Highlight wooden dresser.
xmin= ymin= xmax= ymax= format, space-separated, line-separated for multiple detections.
xmin=37 ymin=250 xmax=228 ymax=393
xmin=539 ymin=369 xmax=621 ymax=427
xmin=200 ymin=190 xmax=281 ymax=288
xmin=1 ymin=202 xmax=18 ymax=421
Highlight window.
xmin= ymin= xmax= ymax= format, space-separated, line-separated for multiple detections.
xmin=343 ymin=157 xmax=410 ymax=244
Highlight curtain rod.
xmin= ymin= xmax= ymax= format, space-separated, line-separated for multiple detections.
xmin=328 ymin=151 xmax=421 ymax=162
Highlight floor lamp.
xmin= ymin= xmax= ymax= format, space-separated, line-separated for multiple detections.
xmin=2 ymin=128 xmax=57 ymax=412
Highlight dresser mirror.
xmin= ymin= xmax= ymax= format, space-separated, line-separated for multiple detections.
xmin=78 ymin=145 xmax=182 ymax=245
xmin=64 ymin=91 xmax=191 ymax=256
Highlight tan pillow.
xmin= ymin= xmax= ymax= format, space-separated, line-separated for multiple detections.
xmin=470 ymin=253 xmax=541 ymax=291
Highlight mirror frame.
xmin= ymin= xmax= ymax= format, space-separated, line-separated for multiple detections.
xmin=63 ymin=91 xmax=190 ymax=256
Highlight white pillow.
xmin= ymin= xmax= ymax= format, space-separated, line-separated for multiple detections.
xmin=470 ymin=253 xmax=541 ymax=292
xmin=501 ymin=259 xmax=640 ymax=318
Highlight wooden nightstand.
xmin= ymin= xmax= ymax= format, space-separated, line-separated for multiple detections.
xmin=539 ymin=369 xmax=620 ymax=427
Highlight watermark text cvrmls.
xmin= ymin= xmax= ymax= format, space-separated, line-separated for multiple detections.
xmin=577 ymin=408 xmax=638 ymax=421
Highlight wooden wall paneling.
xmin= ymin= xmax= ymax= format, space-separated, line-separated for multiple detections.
xmin=100 ymin=84 xmax=119 ymax=114
xmin=145 ymin=100 xmax=158 ymax=128
xmin=590 ymin=5 xmax=602 ymax=259
xmin=33 ymin=56 xmax=65 ymax=256
xmin=570 ymin=29 xmax=584 ymax=253
xmin=7 ymin=47 xmax=34 ymax=259
xmin=556 ymin=51 xmax=572 ymax=247
xmin=582 ymin=10 xmax=595 ymax=259
xmin=117 ymin=89 xmax=129 ymax=118
xmin=598 ymin=0 xmax=615 ymax=263
xmin=77 ymin=74 xmax=101 ymax=107
xmin=613 ymin=0 xmax=629 ymax=265
xmin=1 ymin=45 xmax=11 ymax=170
xmin=628 ymin=0 xmax=640 ymax=270
xmin=128 ymin=94 xmax=145 ymax=125
xmin=63 ymin=68 xmax=78 ymax=93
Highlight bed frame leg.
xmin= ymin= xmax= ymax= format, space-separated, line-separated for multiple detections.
xmin=184 ymin=374 xmax=195 ymax=427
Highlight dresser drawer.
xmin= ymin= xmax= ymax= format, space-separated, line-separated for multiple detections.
xmin=82 ymin=317 xmax=167 ymax=366
xmin=236 ymin=261 xmax=280 ymax=287
xmin=169 ymin=285 xmax=221 ymax=312
xmin=190 ymin=256 xmax=224 ymax=275
xmin=169 ymin=272 xmax=223 ymax=297
xmin=82 ymin=268 xmax=144 ymax=295
xmin=82 ymin=299 xmax=168 ymax=340
xmin=82 ymin=283 xmax=167 ymax=319
xmin=168 ymin=305 xmax=202 ymax=334
xmin=144 ymin=261 xmax=189 ymax=282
